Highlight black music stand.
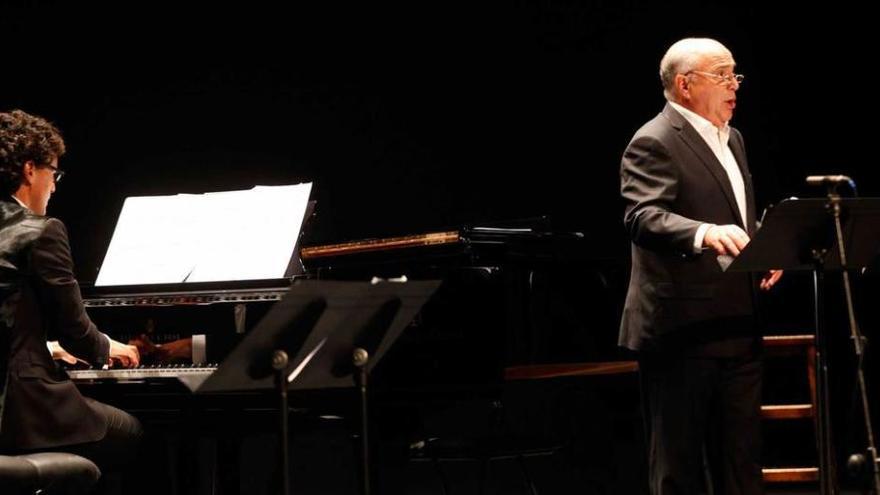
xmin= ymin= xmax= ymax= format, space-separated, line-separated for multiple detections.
xmin=194 ymin=280 xmax=440 ymax=495
xmin=728 ymin=197 xmax=880 ymax=495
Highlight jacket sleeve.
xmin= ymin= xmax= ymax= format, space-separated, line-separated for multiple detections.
xmin=621 ymin=134 xmax=703 ymax=255
xmin=30 ymin=218 xmax=109 ymax=366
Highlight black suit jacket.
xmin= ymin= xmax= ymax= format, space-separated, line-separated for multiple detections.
xmin=619 ymin=104 xmax=758 ymax=352
xmin=0 ymin=199 xmax=110 ymax=450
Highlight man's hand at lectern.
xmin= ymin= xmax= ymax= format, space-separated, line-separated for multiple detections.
xmin=703 ymin=224 xmax=750 ymax=257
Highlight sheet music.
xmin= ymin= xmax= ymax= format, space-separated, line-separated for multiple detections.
xmin=95 ymin=183 xmax=312 ymax=286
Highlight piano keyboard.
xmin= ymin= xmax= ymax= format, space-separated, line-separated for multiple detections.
xmin=67 ymin=365 xmax=218 ymax=381
xmin=68 ymin=365 xmax=218 ymax=391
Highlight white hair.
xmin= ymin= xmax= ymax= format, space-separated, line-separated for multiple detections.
xmin=659 ymin=38 xmax=732 ymax=101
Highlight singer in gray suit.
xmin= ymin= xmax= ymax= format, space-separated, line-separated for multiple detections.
xmin=619 ymin=38 xmax=781 ymax=495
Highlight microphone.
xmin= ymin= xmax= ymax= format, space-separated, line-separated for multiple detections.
xmin=806 ymin=175 xmax=858 ymax=196
xmin=806 ymin=175 xmax=854 ymax=186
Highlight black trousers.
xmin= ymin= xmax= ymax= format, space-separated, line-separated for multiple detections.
xmin=639 ymin=347 xmax=763 ymax=495
xmin=18 ymin=398 xmax=142 ymax=494
xmin=58 ymin=398 xmax=143 ymax=473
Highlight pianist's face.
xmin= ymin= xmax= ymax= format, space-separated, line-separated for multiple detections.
xmin=29 ymin=156 xmax=58 ymax=216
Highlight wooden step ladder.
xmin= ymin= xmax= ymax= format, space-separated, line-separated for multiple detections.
xmin=761 ymin=334 xmax=819 ymax=483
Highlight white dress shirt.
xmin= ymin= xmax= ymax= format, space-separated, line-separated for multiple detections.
xmin=668 ymin=102 xmax=747 ymax=252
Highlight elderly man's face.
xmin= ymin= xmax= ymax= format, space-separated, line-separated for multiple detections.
xmin=682 ymin=52 xmax=739 ymax=128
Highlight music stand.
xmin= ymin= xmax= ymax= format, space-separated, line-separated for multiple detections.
xmin=728 ymin=197 xmax=880 ymax=495
xmin=193 ymin=280 xmax=441 ymax=495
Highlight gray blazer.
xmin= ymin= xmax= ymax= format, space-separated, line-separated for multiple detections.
xmin=619 ymin=104 xmax=757 ymax=351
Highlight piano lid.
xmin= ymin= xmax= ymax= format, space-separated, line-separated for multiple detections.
xmin=300 ymin=222 xmax=585 ymax=270
xmin=301 ymin=231 xmax=461 ymax=259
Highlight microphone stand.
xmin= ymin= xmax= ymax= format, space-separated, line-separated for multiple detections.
xmin=813 ymin=177 xmax=880 ymax=494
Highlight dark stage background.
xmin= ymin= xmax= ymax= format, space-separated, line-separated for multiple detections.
xmin=2 ymin=2 xmax=875 ymax=278
xmin=3 ymin=2 xmax=879 ymax=493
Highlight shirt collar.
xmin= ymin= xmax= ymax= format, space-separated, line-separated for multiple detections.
xmin=9 ymin=195 xmax=30 ymax=211
xmin=668 ymin=101 xmax=730 ymax=141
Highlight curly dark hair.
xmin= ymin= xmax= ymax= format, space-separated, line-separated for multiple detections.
xmin=0 ymin=110 xmax=66 ymax=196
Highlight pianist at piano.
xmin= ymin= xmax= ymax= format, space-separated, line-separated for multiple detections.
xmin=0 ymin=109 xmax=142 ymax=484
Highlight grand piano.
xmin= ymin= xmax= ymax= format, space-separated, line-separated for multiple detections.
xmin=73 ymin=221 xmax=617 ymax=386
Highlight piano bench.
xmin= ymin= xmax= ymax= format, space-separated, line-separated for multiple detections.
xmin=0 ymin=452 xmax=100 ymax=495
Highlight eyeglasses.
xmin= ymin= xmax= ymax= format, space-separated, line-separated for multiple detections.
xmin=37 ymin=163 xmax=65 ymax=183
xmin=687 ymin=70 xmax=745 ymax=86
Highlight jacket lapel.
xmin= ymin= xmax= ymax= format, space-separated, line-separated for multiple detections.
xmin=662 ymin=104 xmax=746 ymax=230
xmin=727 ymin=131 xmax=757 ymax=234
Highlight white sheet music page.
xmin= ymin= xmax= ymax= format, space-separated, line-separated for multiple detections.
xmin=95 ymin=194 xmax=201 ymax=286
xmin=95 ymin=183 xmax=312 ymax=286
xmin=186 ymin=184 xmax=313 ymax=282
